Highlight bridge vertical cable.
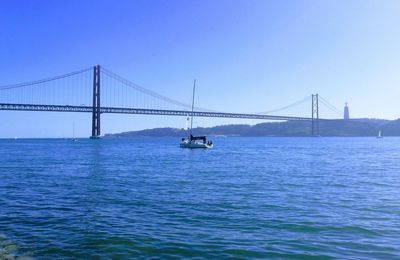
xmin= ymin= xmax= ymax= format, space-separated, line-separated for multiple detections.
xmin=254 ymin=95 xmax=311 ymax=118
xmin=318 ymin=95 xmax=343 ymax=118
xmin=100 ymin=67 xmax=214 ymax=112
xmin=0 ymin=67 xmax=93 ymax=107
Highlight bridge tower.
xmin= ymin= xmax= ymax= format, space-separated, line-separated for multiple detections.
xmin=90 ymin=65 xmax=101 ymax=139
xmin=311 ymin=94 xmax=319 ymax=136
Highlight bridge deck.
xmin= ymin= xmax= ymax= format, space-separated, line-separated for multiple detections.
xmin=0 ymin=103 xmax=313 ymax=121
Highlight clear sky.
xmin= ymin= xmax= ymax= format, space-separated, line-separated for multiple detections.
xmin=0 ymin=0 xmax=399 ymax=138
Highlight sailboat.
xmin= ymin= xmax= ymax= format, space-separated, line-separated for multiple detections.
xmin=180 ymin=80 xmax=213 ymax=149
xmin=72 ymin=122 xmax=78 ymax=142
xmin=377 ymin=130 xmax=383 ymax=139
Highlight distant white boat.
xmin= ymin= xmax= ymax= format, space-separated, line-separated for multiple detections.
xmin=180 ymin=80 xmax=213 ymax=149
xmin=72 ymin=122 xmax=78 ymax=142
xmin=377 ymin=130 xmax=383 ymax=139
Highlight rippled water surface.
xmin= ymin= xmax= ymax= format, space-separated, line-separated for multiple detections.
xmin=1 ymin=137 xmax=400 ymax=259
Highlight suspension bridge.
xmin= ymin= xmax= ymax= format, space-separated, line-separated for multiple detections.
xmin=0 ymin=65 xmax=344 ymax=138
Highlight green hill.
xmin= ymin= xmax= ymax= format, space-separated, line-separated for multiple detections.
xmin=104 ymin=119 xmax=400 ymax=138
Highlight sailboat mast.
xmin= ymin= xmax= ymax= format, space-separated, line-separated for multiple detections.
xmin=190 ymin=79 xmax=196 ymax=136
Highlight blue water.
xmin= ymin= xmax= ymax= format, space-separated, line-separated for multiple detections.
xmin=1 ymin=137 xmax=400 ymax=259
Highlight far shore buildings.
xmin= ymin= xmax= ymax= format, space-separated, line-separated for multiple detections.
xmin=344 ymin=103 xmax=350 ymax=120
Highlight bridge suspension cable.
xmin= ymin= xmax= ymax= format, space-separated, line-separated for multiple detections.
xmin=0 ymin=67 xmax=93 ymax=107
xmin=101 ymin=67 xmax=216 ymax=112
xmin=255 ymin=95 xmax=311 ymax=115
xmin=318 ymin=95 xmax=343 ymax=115
xmin=0 ymin=67 xmax=93 ymax=91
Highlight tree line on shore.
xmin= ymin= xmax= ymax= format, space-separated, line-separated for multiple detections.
xmin=105 ymin=119 xmax=400 ymax=137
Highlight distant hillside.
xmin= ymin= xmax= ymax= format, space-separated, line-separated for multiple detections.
xmin=104 ymin=119 xmax=400 ymax=138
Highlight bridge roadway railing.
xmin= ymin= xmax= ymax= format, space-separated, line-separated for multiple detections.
xmin=0 ymin=103 xmax=313 ymax=121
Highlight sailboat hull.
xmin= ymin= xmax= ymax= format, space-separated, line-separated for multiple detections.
xmin=180 ymin=143 xmax=213 ymax=149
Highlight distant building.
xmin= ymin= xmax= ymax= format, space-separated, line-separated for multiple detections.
xmin=344 ymin=103 xmax=350 ymax=120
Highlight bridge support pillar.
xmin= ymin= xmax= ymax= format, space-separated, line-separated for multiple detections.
xmin=311 ymin=94 xmax=319 ymax=136
xmin=90 ymin=65 xmax=101 ymax=139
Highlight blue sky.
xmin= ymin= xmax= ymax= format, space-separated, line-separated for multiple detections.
xmin=0 ymin=0 xmax=399 ymax=137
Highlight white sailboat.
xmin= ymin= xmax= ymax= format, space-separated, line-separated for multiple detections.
xmin=72 ymin=122 xmax=78 ymax=142
xmin=180 ymin=80 xmax=213 ymax=149
xmin=377 ymin=130 xmax=383 ymax=139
